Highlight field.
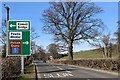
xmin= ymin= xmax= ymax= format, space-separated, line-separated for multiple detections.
xmin=61 ymin=48 xmax=118 ymax=60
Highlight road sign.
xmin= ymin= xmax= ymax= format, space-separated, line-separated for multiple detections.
xmin=7 ymin=20 xmax=31 ymax=56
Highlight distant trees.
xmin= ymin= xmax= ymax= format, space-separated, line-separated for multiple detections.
xmin=31 ymin=28 xmax=40 ymax=54
xmin=47 ymin=43 xmax=60 ymax=59
xmin=101 ymin=34 xmax=113 ymax=58
xmin=42 ymin=2 xmax=104 ymax=60
xmin=118 ymin=21 xmax=120 ymax=58
xmin=90 ymin=34 xmax=113 ymax=58
xmin=31 ymin=28 xmax=40 ymax=41
xmin=0 ymin=19 xmax=7 ymax=58
xmin=0 ymin=20 xmax=6 ymax=45
xmin=33 ymin=45 xmax=46 ymax=60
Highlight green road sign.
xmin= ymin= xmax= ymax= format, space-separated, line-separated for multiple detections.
xmin=7 ymin=20 xmax=31 ymax=56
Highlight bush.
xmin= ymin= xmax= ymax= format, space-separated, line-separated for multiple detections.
xmin=2 ymin=57 xmax=21 ymax=79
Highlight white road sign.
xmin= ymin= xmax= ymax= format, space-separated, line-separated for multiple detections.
xmin=9 ymin=32 xmax=22 ymax=40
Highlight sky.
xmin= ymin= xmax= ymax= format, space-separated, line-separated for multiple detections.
xmin=1 ymin=0 xmax=120 ymax=2
xmin=1 ymin=2 xmax=118 ymax=52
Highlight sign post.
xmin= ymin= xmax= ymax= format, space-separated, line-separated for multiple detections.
xmin=7 ymin=20 xmax=31 ymax=74
xmin=21 ymin=56 xmax=24 ymax=74
xmin=7 ymin=20 xmax=31 ymax=56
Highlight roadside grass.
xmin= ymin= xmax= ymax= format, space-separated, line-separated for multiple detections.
xmin=17 ymin=64 xmax=35 ymax=80
xmin=61 ymin=49 xmax=118 ymax=60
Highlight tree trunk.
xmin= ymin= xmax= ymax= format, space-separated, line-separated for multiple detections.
xmin=68 ymin=40 xmax=73 ymax=60
xmin=118 ymin=26 xmax=120 ymax=64
xmin=101 ymin=48 xmax=105 ymax=58
xmin=108 ymin=48 xmax=112 ymax=58
xmin=104 ymin=46 xmax=108 ymax=58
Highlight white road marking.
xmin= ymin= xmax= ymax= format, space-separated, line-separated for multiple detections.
xmin=66 ymin=71 xmax=71 ymax=73
xmin=43 ymin=74 xmax=48 ymax=78
xmin=48 ymin=74 xmax=54 ymax=78
xmin=56 ymin=66 xmax=73 ymax=76
xmin=56 ymin=73 xmax=62 ymax=77
xmin=57 ymin=73 xmax=73 ymax=77
xmin=56 ymin=66 xmax=63 ymax=70
xmin=39 ymin=65 xmax=74 ymax=78
xmin=62 ymin=73 xmax=69 ymax=77
xmin=43 ymin=73 xmax=74 ymax=78
xmin=67 ymin=73 xmax=73 ymax=76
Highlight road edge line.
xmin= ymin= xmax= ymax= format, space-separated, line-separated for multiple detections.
xmin=49 ymin=62 xmax=118 ymax=76
xmin=67 ymin=64 xmax=118 ymax=76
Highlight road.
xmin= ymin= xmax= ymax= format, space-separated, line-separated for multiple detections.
xmin=35 ymin=61 xmax=118 ymax=80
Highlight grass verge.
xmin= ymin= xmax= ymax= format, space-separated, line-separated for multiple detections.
xmin=17 ymin=64 xmax=36 ymax=80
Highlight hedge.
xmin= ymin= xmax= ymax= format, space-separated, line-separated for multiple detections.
xmin=1 ymin=56 xmax=34 ymax=79
xmin=2 ymin=57 xmax=21 ymax=79
xmin=51 ymin=59 xmax=119 ymax=72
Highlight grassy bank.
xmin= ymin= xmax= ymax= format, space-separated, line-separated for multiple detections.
xmin=61 ymin=49 xmax=118 ymax=60
xmin=17 ymin=64 xmax=35 ymax=80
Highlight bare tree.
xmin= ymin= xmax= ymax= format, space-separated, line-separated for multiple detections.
xmin=90 ymin=34 xmax=113 ymax=58
xmin=118 ymin=21 xmax=120 ymax=59
xmin=101 ymin=34 xmax=112 ymax=58
xmin=0 ymin=19 xmax=7 ymax=57
xmin=31 ymin=27 xmax=40 ymax=54
xmin=1 ymin=5 xmax=10 ymax=57
xmin=31 ymin=28 xmax=40 ymax=41
xmin=108 ymin=42 xmax=113 ymax=58
xmin=33 ymin=45 xmax=46 ymax=60
xmin=0 ymin=19 xmax=6 ymax=45
xmin=42 ymin=2 xmax=104 ymax=60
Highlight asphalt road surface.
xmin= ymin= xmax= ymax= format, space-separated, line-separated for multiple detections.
xmin=35 ymin=61 xmax=118 ymax=80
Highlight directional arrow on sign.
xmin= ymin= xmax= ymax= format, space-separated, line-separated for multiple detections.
xmin=10 ymin=24 xmax=16 ymax=28
xmin=23 ymin=41 xmax=29 ymax=45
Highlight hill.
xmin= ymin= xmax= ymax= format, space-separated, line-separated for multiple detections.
xmin=61 ymin=46 xmax=118 ymax=60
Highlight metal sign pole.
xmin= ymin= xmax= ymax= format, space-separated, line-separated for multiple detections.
xmin=21 ymin=56 xmax=24 ymax=74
